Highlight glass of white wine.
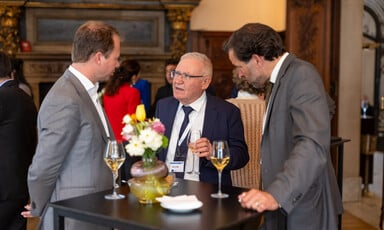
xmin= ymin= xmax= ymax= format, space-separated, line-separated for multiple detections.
xmin=187 ymin=129 xmax=201 ymax=175
xmin=103 ymin=140 xmax=126 ymax=200
xmin=210 ymin=140 xmax=230 ymax=198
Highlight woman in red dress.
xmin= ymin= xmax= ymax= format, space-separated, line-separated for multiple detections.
xmin=103 ymin=59 xmax=141 ymax=142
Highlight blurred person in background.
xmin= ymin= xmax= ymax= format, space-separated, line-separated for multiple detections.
xmin=0 ymin=51 xmax=37 ymax=230
xmin=149 ymin=58 xmax=179 ymax=117
xmin=103 ymin=59 xmax=141 ymax=142
xmin=230 ymin=68 xmax=264 ymax=100
xmin=103 ymin=59 xmax=141 ymax=180
xmin=130 ymin=60 xmax=151 ymax=115
xmin=10 ymin=58 xmax=33 ymax=98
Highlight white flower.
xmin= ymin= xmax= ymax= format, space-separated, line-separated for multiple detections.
xmin=125 ymin=136 xmax=145 ymax=156
xmin=121 ymin=108 xmax=168 ymax=158
xmin=122 ymin=114 xmax=132 ymax=124
xmin=139 ymin=128 xmax=163 ymax=151
xmin=121 ymin=123 xmax=135 ymax=140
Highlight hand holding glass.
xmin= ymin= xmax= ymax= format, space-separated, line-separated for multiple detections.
xmin=104 ymin=140 xmax=126 ymax=200
xmin=187 ymin=129 xmax=201 ymax=175
xmin=211 ymin=140 xmax=230 ymax=198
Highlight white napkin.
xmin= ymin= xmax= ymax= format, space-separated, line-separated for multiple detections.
xmin=157 ymin=195 xmax=203 ymax=212
xmin=156 ymin=195 xmax=199 ymax=204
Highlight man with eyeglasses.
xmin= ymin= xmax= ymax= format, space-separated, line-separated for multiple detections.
xmin=155 ymin=52 xmax=249 ymax=185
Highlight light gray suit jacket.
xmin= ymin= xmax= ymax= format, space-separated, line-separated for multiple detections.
xmin=28 ymin=69 xmax=113 ymax=229
xmin=261 ymin=54 xmax=343 ymax=230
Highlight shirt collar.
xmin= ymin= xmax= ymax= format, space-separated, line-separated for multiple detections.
xmin=0 ymin=78 xmax=12 ymax=87
xmin=69 ymin=65 xmax=99 ymax=97
xmin=178 ymin=91 xmax=207 ymax=112
xmin=270 ymin=52 xmax=289 ymax=84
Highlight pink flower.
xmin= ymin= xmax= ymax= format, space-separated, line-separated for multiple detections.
xmin=151 ymin=119 xmax=165 ymax=134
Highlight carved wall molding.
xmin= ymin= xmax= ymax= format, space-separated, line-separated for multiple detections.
xmin=16 ymin=52 xmax=171 ymax=108
xmin=0 ymin=5 xmax=22 ymax=56
xmin=286 ymin=0 xmax=341 ymax=136
xmin=162 ymin=3 xmax=199 ymax=59
xmin=1 ymin=0 xmax=201 ymax=108
xmin=287 ymin=0 xmax=324 ymax=66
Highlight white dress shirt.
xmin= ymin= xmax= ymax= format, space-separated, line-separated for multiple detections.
xmin=69 ymin=65 xmax=110 ymax=137
xmin=166 ymin=92 xmax=207 ymax=181
xmin=262 ymin=52 xmax=289 ymax=133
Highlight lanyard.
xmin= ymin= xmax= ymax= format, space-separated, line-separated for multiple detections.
xmin=177 ymin=123 xmax=191 ymax=146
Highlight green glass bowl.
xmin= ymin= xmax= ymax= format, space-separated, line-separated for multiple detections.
xmin=128 ymin=175 xmax=173 ymax=204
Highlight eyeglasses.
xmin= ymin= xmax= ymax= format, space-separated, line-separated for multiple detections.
xmin=170 ymin=70 xmax=204 ymax=80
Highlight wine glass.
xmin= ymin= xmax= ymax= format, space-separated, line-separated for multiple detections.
xmin=103 ymin=140 xmax=126 ymax=200
xmin=187 ymin=129 xmax=201 ymax=175
xmin=361 ymin=100 xmax=369 ymax=118
xmin=210 ymin=140 xmax=230 ymax=198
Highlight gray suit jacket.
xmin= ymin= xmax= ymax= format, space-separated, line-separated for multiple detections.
xmin=28 ymin=69 xmax=112 ymax=229
xmin=261 ymin=54 xmax=343 ymax=230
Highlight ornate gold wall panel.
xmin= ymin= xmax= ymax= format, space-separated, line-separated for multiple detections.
xmin=0 ymin=5 xmax=22 ymax=56
xmin=0 ymin=0 xmax=201 ymax=108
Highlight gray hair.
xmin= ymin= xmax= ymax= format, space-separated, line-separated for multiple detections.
xmin=180 ymin=52 xmax=213 ymax=78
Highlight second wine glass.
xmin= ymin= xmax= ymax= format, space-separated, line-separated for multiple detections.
xmin=187 ymin=129 xmax=201 ymax=175
xmin=103 ymin=140 xmax=126 ymax=200
xmin=210 ymin=140 xmax=230 ymax=198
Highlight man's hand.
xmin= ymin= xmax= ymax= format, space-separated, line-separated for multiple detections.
xmin=194 ymin=137 xmax=213 ymax=160
xmin=21 ymin=204 xmax=34 ymax=218
xmin=238 ymin=189 xmax=279 ymax=212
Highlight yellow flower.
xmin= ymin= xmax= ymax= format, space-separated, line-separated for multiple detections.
xmin=135 ymin=104 xmax=146 ymax=122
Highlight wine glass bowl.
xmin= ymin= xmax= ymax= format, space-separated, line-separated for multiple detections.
xmin=104 ymin=140 xmax=126 ymax=200
xmin=187 ymin=129 xmax=201 ymax=174
xmin=361 ymin=100 xmax=369 ymax=118
xmin=211 ymin=140 xmax=230 ymax=198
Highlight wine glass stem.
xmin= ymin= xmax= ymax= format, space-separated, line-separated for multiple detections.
xmin=192 ymin=153 xmax=196 ymax=171
xmin=112 ymin=171 xmax=118 ymax=195
xmin=218 ymin=171 xmax=222 ymax=194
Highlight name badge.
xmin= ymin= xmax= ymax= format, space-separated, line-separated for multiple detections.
xmin=170 ymin=161 xmax=184 ymax=173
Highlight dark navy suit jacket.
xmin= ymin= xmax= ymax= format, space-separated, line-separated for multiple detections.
xmin=155 ymin=93 xmax=249 ymax=186
xmin=0 ymin=80 xmax=37 ymax=201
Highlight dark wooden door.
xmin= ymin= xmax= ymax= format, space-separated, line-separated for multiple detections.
xmin=189 ymin=31 xmax=234 ymax=99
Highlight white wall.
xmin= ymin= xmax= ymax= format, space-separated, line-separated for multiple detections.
xmin=339 ymin=0 xmax=363 ymax=201
xmin=190 ymin=0 xmax=286 ymax=32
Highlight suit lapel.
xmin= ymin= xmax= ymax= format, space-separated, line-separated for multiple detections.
xmin=264 ymin=54 xmax=296 ymax=132
xmin=202 ymin=94 xmax=217 ymax=139
xmin=158 ymin=98 xmax=178 ymax=160
xmin=163 ymin=98 xmax=179 ymax=139
xmin=66 ymin=71 xmax=109 ymax=143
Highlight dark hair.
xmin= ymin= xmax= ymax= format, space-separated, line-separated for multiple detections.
xmin=0 ymin=51 xmax=12 ymax=78
xmin=10 ymin=58 xmax=33 ymax=96
xmin=165 ymin=58 xmax=179 ymax=66
xmin=11 ymin=59 xmax=28 ymax=85
xmin=223 ymin=23 xmax=285 ymax=62
xmin=104 ymin=59 xmax=141 ymax=96
xmin=71 ymin=21 xmax=119 ymax=63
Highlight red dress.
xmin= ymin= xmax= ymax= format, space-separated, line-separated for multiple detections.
xmin=103 ymin=84 xmax=141 ymax=141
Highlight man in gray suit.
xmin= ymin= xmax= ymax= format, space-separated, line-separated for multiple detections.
xmin=223 ymin=23 xmax=343 ymax=230
xmin=21 ymin=21 xmax=121 ymax=229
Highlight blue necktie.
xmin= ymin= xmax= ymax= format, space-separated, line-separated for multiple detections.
xmin=174 ymin=106 xmax=193 ymax=178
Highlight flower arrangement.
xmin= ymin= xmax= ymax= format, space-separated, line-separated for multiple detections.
xmin=121 ymin=104 xmax=168 ymax=163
